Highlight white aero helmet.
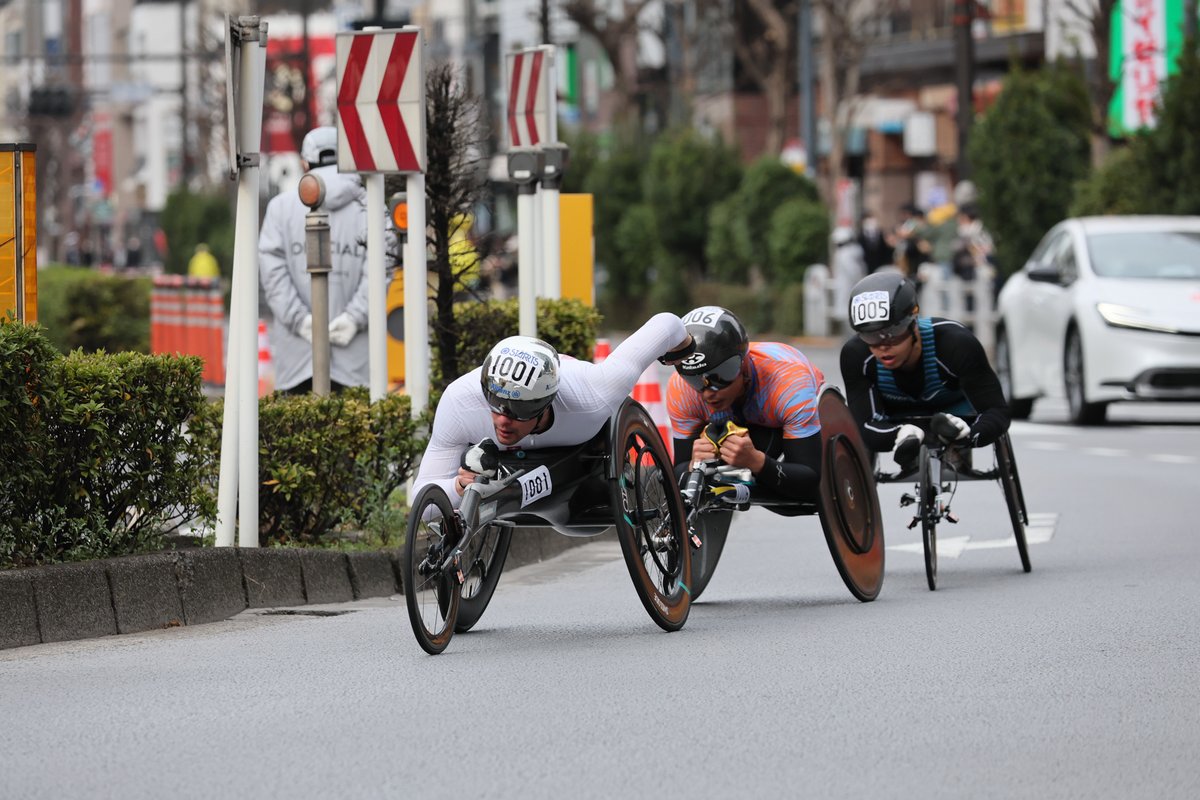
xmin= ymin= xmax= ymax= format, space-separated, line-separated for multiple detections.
xmin=480 ymin=336 xmax=560 ymax=420
xmin=300 ymin=126 xmax=338 ymax=166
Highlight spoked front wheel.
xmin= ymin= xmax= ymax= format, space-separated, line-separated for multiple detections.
xmin=610 ymin=399 xmax=691 ymax=632
xmin=995 ymin=433 xmax=1032 ymax=573
xmin=918 ymin=446 xmax=938 ymax=591
xmin=402 ymin=485 xmax=461 ymax=655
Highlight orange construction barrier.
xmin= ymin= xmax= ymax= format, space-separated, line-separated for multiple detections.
xmin=150 ymin=275 xmax=226 ymax=385
xmin=632 ymin=365 xmax=671 ymax=450
xmin=593 ymin=338 xmax=611 ymax=363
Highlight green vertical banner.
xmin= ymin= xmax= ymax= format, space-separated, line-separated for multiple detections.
xmin=1109 ymin=0 xmax=1187 ymax=136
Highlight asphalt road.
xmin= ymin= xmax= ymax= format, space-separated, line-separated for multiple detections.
xmin=3 ymin=341 xmax=1198 ymax=798
xmin=3 ymin=389 xmax=1198 ymax=798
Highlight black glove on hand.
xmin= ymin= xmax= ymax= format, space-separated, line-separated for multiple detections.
xmin=461 ymin=438 xmax=500 ymax=478
xmin=931 ymin=412 xmax=971 ymax=444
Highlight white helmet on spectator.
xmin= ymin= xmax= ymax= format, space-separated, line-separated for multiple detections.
xmin=301 ymin=126 xmax=338 ymax=167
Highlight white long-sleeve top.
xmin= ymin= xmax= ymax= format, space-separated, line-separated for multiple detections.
xmin=411 ymin=312 xmax=687 ymax=508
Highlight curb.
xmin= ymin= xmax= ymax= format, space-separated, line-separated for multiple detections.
xmin=0 ymin=528 xmax=602 ymax=652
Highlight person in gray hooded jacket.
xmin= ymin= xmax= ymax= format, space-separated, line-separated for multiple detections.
xmin=259 ymin=126 xmax=379 ymax=392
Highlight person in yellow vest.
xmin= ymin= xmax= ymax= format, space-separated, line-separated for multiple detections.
xmin=187 ymin=243 xmax=220 ymax=279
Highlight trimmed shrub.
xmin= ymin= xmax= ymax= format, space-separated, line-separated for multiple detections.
xmin=1070 ymin=147 xmax=1145 ymax=217
xmin=1 ymin=319 xmax=215 ymax=568
xmin=188 ymin=389 xmax=425 ymax=547
xmin=437 ymin=298 xmax=602 ymax=390
xmin=969 ymin=63 xmax=1091 ymax=275
xmin=768 ymin=198 xmax=831 ymax=286
xmin=643 ymin=128 xmax=743 ymax=274
xmin=35 ymin=266 xmax=150 ymax=354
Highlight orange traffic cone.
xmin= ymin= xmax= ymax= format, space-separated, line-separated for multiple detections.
xmin=257 ymin=320 xmax=275 ymax=397
xmin=631 ymin=365 xmax=671 ymax=449
xmin=593 ymin=338 xmax=611 ymax=363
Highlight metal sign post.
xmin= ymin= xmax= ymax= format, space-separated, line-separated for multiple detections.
xmin=299 ymin=173 xmax=332 ymax=396
xmin=216 ymin=15 xmax=267 ymax=548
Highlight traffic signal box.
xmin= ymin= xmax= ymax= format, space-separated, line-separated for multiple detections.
xmin=386 ymin=193 xmax=407 ymax=391
xmin=0 ymin=143 xmax=37 ymax=322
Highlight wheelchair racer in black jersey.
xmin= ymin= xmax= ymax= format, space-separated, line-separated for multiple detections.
xmin=839 ymin=272 xmax=1011 ymax=472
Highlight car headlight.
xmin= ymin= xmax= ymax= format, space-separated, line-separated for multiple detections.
xmin=1095 ymin=302 xmax=1181 ymax=334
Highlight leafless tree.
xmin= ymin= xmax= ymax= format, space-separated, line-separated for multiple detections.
xmin=735 ymin=0 xmax=798 ymax=156
xmin=560 ymin=0 xmax=656 ymax=133
xmin=812 ymin=0 xmax=889 ymax=208
xmin=1059 ymin=0 xmax=1120 ymax=164
xmin=386 ymin=63 xmax=488 ymax=389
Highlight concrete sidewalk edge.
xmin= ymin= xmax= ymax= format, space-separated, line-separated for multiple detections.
xmin=0 ymin=527 xmax=603 ymax=652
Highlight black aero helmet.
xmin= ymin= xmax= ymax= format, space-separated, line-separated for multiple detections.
xmin=675 ymin=306 xmax=749 ymax=391
xmin=847 ymin=273 xmax=918 ymax=346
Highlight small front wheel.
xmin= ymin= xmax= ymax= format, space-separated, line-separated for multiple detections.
xmin=919 ymin=447 xmax=939 ymax=591
xmin=610 ymin=399 xmax=691 ymax=632
xmin=402 ymin=485 xmax=461 ymax=654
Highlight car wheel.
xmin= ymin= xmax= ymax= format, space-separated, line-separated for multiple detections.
xmin=996 ymin=326 xmax=1034 ymax=420
xmin=1064 ymin=328 xmax=1107 ymax=425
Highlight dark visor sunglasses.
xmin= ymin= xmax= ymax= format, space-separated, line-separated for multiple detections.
xmin=678 ymin=355 xmax=743 ymax=392
xmin=857 ymin=316 xmax=915 ymax=347
xmin=486 ymin=397 xmax=547 ymax=421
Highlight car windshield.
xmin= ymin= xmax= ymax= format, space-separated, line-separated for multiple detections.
xmin=1086 ymin=230 xmax=1200 ymax=279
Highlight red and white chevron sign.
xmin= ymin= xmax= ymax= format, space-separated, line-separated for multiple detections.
xmin=335 ymin=28 xmax=425 ymax=173
xmin=506 ymin=46 xmax=556 ymax=149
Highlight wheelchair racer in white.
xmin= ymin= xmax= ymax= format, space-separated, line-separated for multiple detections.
xmin=411 ymin=313 xmax=695 ymax=517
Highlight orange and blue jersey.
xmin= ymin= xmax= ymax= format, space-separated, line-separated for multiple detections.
xmin=666 ymin=342 xmax=824 ymax=441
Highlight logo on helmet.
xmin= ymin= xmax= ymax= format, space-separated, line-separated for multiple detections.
xmin=680 ymin=352 xmax=707 ymax=370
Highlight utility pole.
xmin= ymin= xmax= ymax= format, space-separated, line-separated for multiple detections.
xmin=798 ymin=0 xmax=816 ymax=179
xmin=540 ymin=0 xmax=551 ymax=44
xmin=953 ymin=0 xmax=975 ymax=180
xmin=180 ymin=0 xmax=190 ymax=185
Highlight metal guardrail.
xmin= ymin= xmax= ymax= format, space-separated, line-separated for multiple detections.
xmin=804 ymin=263 xmax=997 ymax=359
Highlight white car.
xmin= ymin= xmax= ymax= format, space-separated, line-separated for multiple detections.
xmin=996 ymin=215 xmax=1200 ymax=424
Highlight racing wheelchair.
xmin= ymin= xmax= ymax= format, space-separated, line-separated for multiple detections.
xmin=401 ymin=397 xmax=691 ymax=654
xmin=873 ymin=414 xmax=1031 ymax=591
xmin=681 ymin=387 xmax=886 ymax=604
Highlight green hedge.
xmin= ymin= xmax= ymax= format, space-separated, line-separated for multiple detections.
xmin=434 ymin=298 xmax=602 ymax=391
xmin=188 ymin=390 xmax=426 ymax=547
xmin=35 ymin=265 xmax=151 ymax=354
xmin=1 ymin=319 xmax=214 ymax=568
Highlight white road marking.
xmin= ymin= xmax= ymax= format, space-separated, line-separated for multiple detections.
xmin=1081 ymin=447 xmax=1129 ymax=457
xmin=886 ymin=513 xmax=1058 ymax=559
xmin=1026 ymin=441 xmax=1067 ymax=451
xmin=1147 ymin=453 xmax=1198 ymax=464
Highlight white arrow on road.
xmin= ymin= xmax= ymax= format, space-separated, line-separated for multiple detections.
xmin=887 ymin=513 xmax=1058 ymax=559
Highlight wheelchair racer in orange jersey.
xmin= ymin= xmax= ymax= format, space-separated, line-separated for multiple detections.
xmin=665 ymin=306 xmax=824 ymax=513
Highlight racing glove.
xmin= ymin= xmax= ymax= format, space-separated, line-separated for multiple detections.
xmin=931 ymin=412 xmax=971 ymax=444
xmin=297 ymin=314 xmax=313 ymax=343
xmin=892 ymin=423 xmax=924 ymax=468
xmin=328 ymin=312 xmax=358 ymax=347
xmin=703 ymin=420 xmax=749 ymax=451
xmin=461 ymin=438 xmax=500 ymax=479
